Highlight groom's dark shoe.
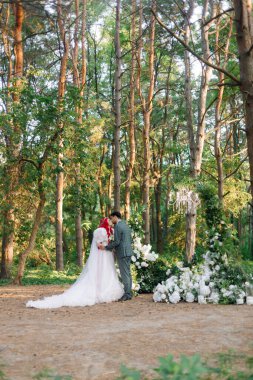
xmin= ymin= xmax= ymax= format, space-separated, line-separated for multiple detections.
xmin=118 ymin=295 xmax=132 ymax=302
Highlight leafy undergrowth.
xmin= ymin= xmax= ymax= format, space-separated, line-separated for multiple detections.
xmin=0 ymin=351 xmax=252 ymax=380
xmin=117 ymin=351 xmax=253 ymax=380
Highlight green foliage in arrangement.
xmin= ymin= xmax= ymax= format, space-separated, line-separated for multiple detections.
xmin=198 ymin=183 xmax=223 ymax=229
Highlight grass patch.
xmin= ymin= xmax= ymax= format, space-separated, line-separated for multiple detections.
xmin=0 ymin=263 xmax=82 ymax=287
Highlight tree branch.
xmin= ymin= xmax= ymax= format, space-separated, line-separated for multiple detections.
xmin=152 ymin=10 xmax=241 ymax=85
xmin=224 ymin=156 xmax=248 ymax=180
xmin=202 ymin=8 xmax=234 ymax=27
xmin=19 ymin=158 xmax=39 ymax=170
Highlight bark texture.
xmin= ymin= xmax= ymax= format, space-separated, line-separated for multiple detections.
xmin=233 ymin=0 xmax=253 ymax=202
xmin=56 ymin=0 xmax=70 ymax=271
xmin=1 ymin=1 xmax=24 ymax=279
xmin=114 ymin=0 xmax=122 ymax=211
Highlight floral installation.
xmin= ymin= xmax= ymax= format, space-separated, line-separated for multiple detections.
xmin=128 ymin=213 xmax=159 ymax=293
xmin=153 ymin=224 xmax=253 ymax=305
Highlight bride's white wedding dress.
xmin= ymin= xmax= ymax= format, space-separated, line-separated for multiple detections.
xmin=26 ymin=227 xmax=124 ymax=309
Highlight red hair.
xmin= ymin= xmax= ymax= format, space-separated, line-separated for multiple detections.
xmin=98 ymin=217 xmax=113 ymax=238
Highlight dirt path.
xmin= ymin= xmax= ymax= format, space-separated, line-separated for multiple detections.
xmin=0 ymin=285 xmax=253 ymax=380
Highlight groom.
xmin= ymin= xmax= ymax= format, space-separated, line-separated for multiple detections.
xmin=98 ymin=211 xmax=133 ymax=301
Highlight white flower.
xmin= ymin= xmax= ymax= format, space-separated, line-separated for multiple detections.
xmin=131 ymin=256 xmax=136 ymax=262
xmin=141 ymin=261 xmax=149 ymax=268
xmin=186 ymin=292 xmax=195 ymax=303
xmin=210 ymin=292 xmax=219 ymax=304
xmin=166 ymin=269 xmax=171 ymax=276
xmin=153 ymin=291 xmax=162 ymax=302
xmin=199 ymin=284 xmax=211 ymax=297
xmin=161 ymin=293 xmax=167 ymax=300
xmin=156 ymin=284 xmax=167 ymax=293
xmin=198 ymin=295 xmax=206 ymax=304
xmin=132 ymin=283 xmax=140 ymax=291
xmin=215 ymin=265 xmax=220 ymax=271
xmin=169 ymin=291 xmax=181 ymax=304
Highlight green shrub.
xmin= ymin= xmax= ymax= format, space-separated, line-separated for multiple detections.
xmin=117 ymin=351 xmax=253 ymax=380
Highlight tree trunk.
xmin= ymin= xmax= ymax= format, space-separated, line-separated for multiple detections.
xmin=97 ymin=146 xmax=106 ymax=216
xmin=233 ymin=0 xmax=253 ymax=203
xmin=214 ymin=14 xmax=233 ymax=204
xmin=163 ymin=169 xmax=171 ymax=241
xmin=185 ymin=204 xmax=197 ymax=263
xmin=13 ymin=172 xmax=46 ymax=285
xmin=194 ymin=0 xmax=215 ymax=176
xmin=136 ymin=0 xmax=156 ymax=244
xmin=56 ymin=0 xmax=69 ymax=271
xmin=72 ymin=0 xmax=87 ymax=267
xmin=184 ymin=0 xmax=195 ymax=175
xmin=1 ymin=1 xmax=24 ymax=279
xmin=184 ymin=0 xmax=215 ymax=262
xmin=107 ymin=171 xmax=113 ymax=216
xmin=113 ymin=0 xmax=122 ymax=211
xmin=124 ymin=0 xmax=136 ymax=220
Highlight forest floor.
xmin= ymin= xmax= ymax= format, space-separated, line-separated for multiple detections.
xmin=0 ymin=285 xmax=253 ymax=380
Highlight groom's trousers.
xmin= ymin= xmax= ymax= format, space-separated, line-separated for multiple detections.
xmin=117 ymin=256 xmax=132 ymax=298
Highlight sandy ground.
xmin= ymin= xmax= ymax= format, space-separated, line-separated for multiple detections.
xmin=0 ymin=285 xmax=253 ymax=380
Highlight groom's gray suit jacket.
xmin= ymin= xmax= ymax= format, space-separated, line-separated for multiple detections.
xmin=105 ymin=220 xmax=133 ymax=258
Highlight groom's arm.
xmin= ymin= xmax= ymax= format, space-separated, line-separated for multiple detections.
xmin=105 ymin=224 xmax=121 ymax=251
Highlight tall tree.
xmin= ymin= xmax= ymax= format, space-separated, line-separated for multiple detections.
xmin=55 ymin=0 xmax=70 ymax=271
xmin=184 ymin=0 xmax=215 ymax=262
xmin=1 ymin=1 xmax=24 ymax=278
xmin=124 ymin=0 xmax=137 ymax=220
xmin=137 ymin=0 xmax=156 ymax=244
xmin=72 ymin=0 xmax=87 ymax=266
xmin=214 ymin=11 xmax=233 ymax=204
xmin=233 ymin=0 xmax=253 ymax=204
xmin=114 ymin=0 xmax=122 ymax=211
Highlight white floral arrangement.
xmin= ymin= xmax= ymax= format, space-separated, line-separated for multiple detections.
xmin=130 ymin=235 xmax=159 ymax=293
xmin=153 ymin=230 xmax=253 ymax=305
xmin=131 ymin=236 xmax=158 ymax=269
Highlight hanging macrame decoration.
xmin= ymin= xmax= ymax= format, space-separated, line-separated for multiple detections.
xmin=175 ymin=188 xmax=200 ymax=214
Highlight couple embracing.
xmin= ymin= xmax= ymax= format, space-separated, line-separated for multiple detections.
xmin=26 ymin=211 xmax=133 ymax=309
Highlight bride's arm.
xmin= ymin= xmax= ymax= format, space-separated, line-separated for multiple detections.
xmin=94 ymin=228 xmax=108 ymax=247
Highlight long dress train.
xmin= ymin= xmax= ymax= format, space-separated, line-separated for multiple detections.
xmin=26 ymin=227 xmax=124 ymax=309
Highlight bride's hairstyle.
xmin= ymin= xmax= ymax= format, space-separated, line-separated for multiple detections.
xmin=110 ymin=211 xmax=121 ymax=219
xmin=98 ymin=217 xmax=113 ymax=238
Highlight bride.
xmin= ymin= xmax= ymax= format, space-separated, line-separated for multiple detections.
xmin=26 ymin=218 xmax=124 ymax=308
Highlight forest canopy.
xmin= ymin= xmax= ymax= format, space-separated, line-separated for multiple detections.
xmin=0 ymin=0 xmax=253 ymax=284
